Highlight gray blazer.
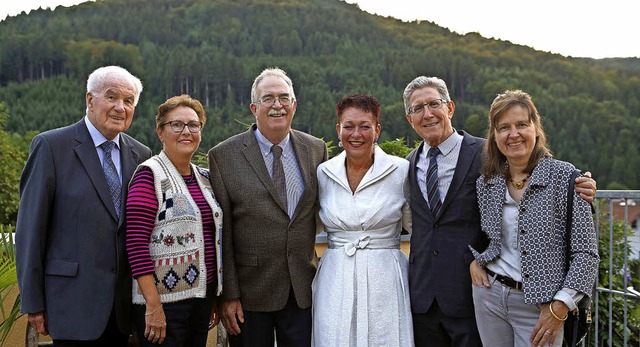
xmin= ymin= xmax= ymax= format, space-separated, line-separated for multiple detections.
xmin=471 ymin=157 xmax=599 ymax=303
xmin=208 ymin=125 xmax=327 ymax=312
xmin=15 ymin=120 xmax=152 ymax=340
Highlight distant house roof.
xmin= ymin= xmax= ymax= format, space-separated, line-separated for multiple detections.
xmin=609 ymin=199 xmax=640 ymax=228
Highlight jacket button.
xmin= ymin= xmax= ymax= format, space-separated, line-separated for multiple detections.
xmin=520 ymin=207 xmax=526 ymax=213
xmin=217 ymin=239 xmax=221 ymax=244
xmin=432 ymin=250 xmax=439 ymax=256
xmin=522 ymin=250 xmax=528 ymax=256
xmin=520 ymin=229 xmax=526 ymax=234
xmin=215 ymin=212 xmax=219 ymax=218
xmin=524 ymin=274 xmax=530 ymax=279
xmin=288 ymin=251 xmax=292 ymax=257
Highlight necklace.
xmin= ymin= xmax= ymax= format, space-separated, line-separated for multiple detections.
xmin=183 ymin=173 xmax=195 ymax=184
xmin=510 ymin=176 xmax=529 ymax=190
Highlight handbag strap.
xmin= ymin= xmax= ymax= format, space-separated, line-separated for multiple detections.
xmin=565 ymin=169 xmax=583 ymax=347
xmin=564 ymin=170 xmax=580 ymax=273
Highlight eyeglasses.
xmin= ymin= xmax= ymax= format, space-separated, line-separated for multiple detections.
xmin=408 ymin=98 xmax=448 ymax=115
xmin=161 ymin=121 xmax=203 ymax=133
xmin=254 ymin=96 xmax=294 ymax=107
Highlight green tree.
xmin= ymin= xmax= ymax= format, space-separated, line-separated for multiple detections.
xmin=0 ymin=103 xmax=35 ymax=345
xmin=0 ymin=103 xmax=34 ymax=225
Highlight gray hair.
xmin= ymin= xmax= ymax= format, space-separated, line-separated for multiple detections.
xmin=86 ymin=66 xmax=143 ymax=106
xmin=402 ymin=76 xmax=450 ymax=114
xmin=250 ymin=67 xmax=296 ymax=103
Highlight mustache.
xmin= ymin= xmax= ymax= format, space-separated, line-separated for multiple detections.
xmin=268 ymin=109 xmax=287 ymax=116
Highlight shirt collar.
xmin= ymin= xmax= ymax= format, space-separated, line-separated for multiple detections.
xmin=254 ymin=128 xmax=291 ymax=156
xmin=422 ymin=128 xmax=462 ymax=159
xmin=84 ymin=116 xmax=121 ymax=149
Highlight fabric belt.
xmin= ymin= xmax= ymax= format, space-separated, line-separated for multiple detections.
xmin=485 ymin=268 xmax=524 ymax=290
xmin=327 ymin=232 xmax=400 ymax=257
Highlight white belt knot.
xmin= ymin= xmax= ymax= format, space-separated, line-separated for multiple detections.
xmin=344 ymin=235 xmax=371 ymax=256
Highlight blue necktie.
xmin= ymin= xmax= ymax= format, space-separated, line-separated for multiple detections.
xmin=100 ymin=141 xmax=121 ymax=219
xmin=427 ymin=147 xmax=442 ymax=217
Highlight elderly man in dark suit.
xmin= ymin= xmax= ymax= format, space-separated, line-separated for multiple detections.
xmin=16 ymin=65 xmax=152 ymax=347
xmin=208 ymin=67 xmax=327 ymax=347
xmin=403 ymin=76 xmax=596 ymax=347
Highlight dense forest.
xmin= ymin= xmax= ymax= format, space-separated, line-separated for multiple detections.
xmin=0 ymin=0 xmax=639 ymax=189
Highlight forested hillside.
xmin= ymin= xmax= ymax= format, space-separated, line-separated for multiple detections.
xmin=0 ymin=0 xmax=639 ymax=188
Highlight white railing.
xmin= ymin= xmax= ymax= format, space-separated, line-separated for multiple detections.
xmin=590 ymin=190 xmax=640 ymax=347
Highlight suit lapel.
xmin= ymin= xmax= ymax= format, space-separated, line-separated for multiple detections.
xmin=440 ymin=133 xmax=479 ymax=217
xmin=73 ymin=121 xmax=119 ymax=222
xmin=119 ymin=135 xmax=141 ymax=226
xmin=120 ymin=135 xmax=139 ymax=187
xmin=241 ymin=127 xmax=287 ymax=212
xmin=409 ymin=143 xmax=435 ymax=223
xmin=290 ymin=130 xmax=312 ymax=218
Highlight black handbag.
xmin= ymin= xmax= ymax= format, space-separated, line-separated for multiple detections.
xmin=562 ymin=170 xmax=594 ymax=347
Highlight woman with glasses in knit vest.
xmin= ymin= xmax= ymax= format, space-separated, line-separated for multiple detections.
xmin=126 ymin=95 xmax=223 ymax=346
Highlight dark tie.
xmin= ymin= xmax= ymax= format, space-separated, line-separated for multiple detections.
xmin=271 ymin=145 xmax=288 ymax=207
xmin=100 ymin=141 xmax=122 ymax=218
xmin=427 ymin=147 xmax=442 ymax=217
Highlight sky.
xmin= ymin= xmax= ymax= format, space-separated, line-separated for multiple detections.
xmin=1 ymin=0 xmax=638 ymax=59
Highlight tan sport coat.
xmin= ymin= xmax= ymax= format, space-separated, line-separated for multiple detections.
xmin=208 ymin=125 xmax=327 ymax=311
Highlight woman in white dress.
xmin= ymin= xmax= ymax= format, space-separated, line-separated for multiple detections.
xmin=312 ymin=94 xmax=413 ymax=346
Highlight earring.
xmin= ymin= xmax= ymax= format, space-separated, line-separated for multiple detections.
xmin=338 ymin=140 xmax=343 ymax=148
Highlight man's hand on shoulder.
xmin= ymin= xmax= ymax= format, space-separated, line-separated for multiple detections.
xmin=575 ymin=171 xmax=597 ymax=204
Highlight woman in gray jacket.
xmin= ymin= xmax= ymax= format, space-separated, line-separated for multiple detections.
xmin=469 ymin=90 xmax=599 ymax=347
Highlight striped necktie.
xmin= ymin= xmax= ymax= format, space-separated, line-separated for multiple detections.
xmin=426 ymin=146 xmax=442 ymax=217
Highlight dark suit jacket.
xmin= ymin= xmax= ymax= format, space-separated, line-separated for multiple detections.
xmin=15 ymin=119 xmax=152 ymax=340
xmin=406 ymin=130 xmax=488 ymax=318
xmin=208 ymin=125 xmax=327 ymax=312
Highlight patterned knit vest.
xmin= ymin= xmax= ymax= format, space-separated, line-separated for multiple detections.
xmin=132 ymin=151 xmax=223 ymax=304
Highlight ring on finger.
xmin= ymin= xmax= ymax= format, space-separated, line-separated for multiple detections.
xmin=544 ymin=330 xmax=551 ymax=334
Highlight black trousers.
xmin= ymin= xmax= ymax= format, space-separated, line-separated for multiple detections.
xmin=228 ymin=289 xmax=311 ymax=347
xmin=412 ymin=300 xmax=483 ymax=347
xmin=133 ymin=292 xmax=215 ymax=347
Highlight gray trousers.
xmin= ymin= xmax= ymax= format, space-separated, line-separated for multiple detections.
xmin=472 ymin=276 xmax=563 ymax=347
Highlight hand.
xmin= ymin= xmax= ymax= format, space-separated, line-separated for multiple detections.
xmin=221 ymin=299 xmax=244 ymax=335
xmin=208 ymin=299 xmax=221 ymax=330
xmin=144 ymin=304 xmax=167 ymax=344
xmin=530 ymin=301 xmax=568 ymax=347
xmin=575 ymin=171 xmax=596 ymax=204
xmin=28 ymin=311 xmax=48 ymax=336
xmin=469 ymin=260 xmax=491 ymax=287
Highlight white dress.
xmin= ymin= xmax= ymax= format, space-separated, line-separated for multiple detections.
xmin=312 ymin=146 xmax=414 ymax=347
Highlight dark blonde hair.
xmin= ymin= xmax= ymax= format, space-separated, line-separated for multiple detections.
xmin=482 ymin=90 xmax=552 ymax=181
xmin=156 ymin=94 xmax=206 ymax=129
